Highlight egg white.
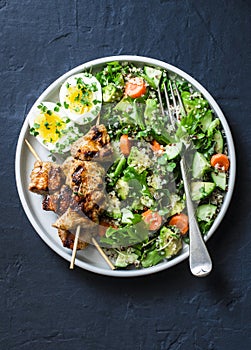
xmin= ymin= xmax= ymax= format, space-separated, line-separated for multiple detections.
xmin=59 ymin=73 xmax=102 ymax=125
xmin=28 ymin=101 xmax=82 ymax=153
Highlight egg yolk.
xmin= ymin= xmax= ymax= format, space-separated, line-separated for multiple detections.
xmin=34 ymin=111 xmax=66 ymax=143
xmin=66 ymin=86 xmax=93 ymax=114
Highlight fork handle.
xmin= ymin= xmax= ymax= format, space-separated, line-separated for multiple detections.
xmin=180 ymin=159 xmax=212 ymax=277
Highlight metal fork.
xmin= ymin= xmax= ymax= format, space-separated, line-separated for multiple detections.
xmin=158 ymin=79 xmax=212 ymax=277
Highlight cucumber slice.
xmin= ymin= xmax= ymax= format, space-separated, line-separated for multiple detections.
xmin=211 ymin=171 xmax=226 ymax=190
xmin=207 ymin=118 xmax=220 ymax=136
xmin=143 ymin=66 xmax=162 ymax=89
xmin=213 ymin=130 xmax=224 ymax=153
xmin=165 ymin=142 xmax=182 ymax=160
xmin=200 ymin=110 xmax=212 ymax=132
xmin=192 ymin=152 xmax=211 ymax=179
xmin=191 ymin=181 xmax=216 ymax=201
xmin=196 ymin=204 xmax=217 ymax=222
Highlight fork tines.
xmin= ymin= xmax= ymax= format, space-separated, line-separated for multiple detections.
xmin=158 ymin=78 xmax=186 ymax=128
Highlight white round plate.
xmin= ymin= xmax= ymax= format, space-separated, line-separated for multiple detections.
xmin=15 ymin=55 xmax=236 ymax=277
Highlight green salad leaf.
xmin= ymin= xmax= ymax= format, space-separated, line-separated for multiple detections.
xmin=100 ymin=221 xmax=149 ymax=247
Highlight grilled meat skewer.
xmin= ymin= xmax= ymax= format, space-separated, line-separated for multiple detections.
xmin=29 ymin=157 xmax=107 ymax=221
xmin=71 ymin=124 xmax=113 ymax=161
xmin=52 ymin=207 xmax=97 ymax=243
xmin=66 ymin=159 xmax=105 ymax=192
xmin=42 ymin=184 xmax=74 ymax=216
xmin=65 ymin=158 xmax=107 ymax=223
xmin=26 ymin=124 xmax=116 ymax=269
xmin=28 ymin=124 xmax=112 ymax=251
xmin=52 ymin=207 xmax=96 ymax=231
xmin=58 ymin=229 xmax=88 ymax=250
xmin=29 ymin=161 xmax=65 ymax=194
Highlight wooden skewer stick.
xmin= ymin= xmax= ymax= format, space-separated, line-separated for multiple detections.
xmin=92 ymin=237 xmax=115 ymax=270
xmin=69 ymin=225 xmax=80 ymax=269
xmin=25 ymin=139 xmax=41 ymax=162
xmin=25 ymin=138 xmax=116 ymax=270
xmin=96 ymin=112 xmax=101 ymax=126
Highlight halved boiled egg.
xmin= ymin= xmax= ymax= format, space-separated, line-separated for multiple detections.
xmin=59 ymin=73 xmax=102 ymax=125
xmin=28 ymin=102 xmax=82 ymax=153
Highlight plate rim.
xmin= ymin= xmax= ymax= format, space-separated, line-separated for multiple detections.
xmin=15 ymin=55 xmax=236 ymax=277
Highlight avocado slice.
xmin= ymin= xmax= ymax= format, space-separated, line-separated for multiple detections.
xmin=196 ymin=204 xmax=217 ymax=222
xmin=165 ymin=142 xmax=182 ymax=160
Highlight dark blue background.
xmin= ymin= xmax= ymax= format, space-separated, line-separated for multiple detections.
xmin=1 ymin=1 xmax=251 ymax=349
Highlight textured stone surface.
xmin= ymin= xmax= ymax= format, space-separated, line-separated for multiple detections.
xmin=1 ymin=0 xmax=251 ymax=349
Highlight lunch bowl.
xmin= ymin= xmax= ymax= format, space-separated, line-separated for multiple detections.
xmin=15 ymin=55 xmax=236 ymax=277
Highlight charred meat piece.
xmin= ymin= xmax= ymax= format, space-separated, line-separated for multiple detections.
xmin=65 ymin=159 xmax=107 ymax=222
xmin=97 ymin=143 xmax=113 ymax=160
xmin=52 ymin=208 xmax=97 ymax=244
xmin=71 ymin=124 xmax=113 ymax=161
xmin=42 ymin=185 xmax=74 ymax=216
xmin=48 ymin=165 xmax=65 ymax=192
xmin=29 ymin=161 xmax=65 ymax=195
xmin=52 ymin=207 xmax=96 ymax=232
xmin=61 ymin=156 xmax=75 ymax=177
xmin=67 ymin=159 xmax=105 ymax=194
xmin=42 ymin=194 xmax=56 ymax=212
xmin=58 ymin=229 xmax=88 ymax=250
xmin=55 ymin=185 xmax=74 ymax=215
xmin=29 ymin=161 xmax=51 ymax=195
xmin=42 ymin=158 xmax=107 ymax=226
xmin=76 ymin=191 xmax=107 ymax=223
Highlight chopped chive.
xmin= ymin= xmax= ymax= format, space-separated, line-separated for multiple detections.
xmin=74 ymin=94 xmax=80 ymax=101
xmin=93 ymin=99 xmax=101 ymax=105
xmin=90 ymin=83 xmax=98 ymax=92
xmin=76 ymin=77 xmax=84 ymax=85
xmin=44 ymin=121 xmax=50 ymax=129
xmin=30 ymin=127 xmax=39 ymax=137
xmin=41 ymin=105 xmax=47 ymax=113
